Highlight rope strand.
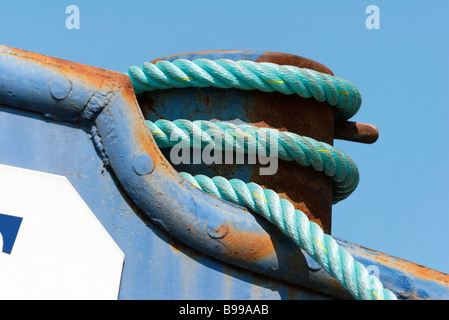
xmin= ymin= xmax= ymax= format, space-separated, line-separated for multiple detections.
xmin=146 ymin=119 xmax=359 ymax=203
xmin=128 ymin=58 xmax=361 ymax=120
xmin=180 ymin=172 xmax=397 ymax=300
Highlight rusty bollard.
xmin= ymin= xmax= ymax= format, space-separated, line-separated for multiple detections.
xmin=138 ymin=50 xmax=378 ymax=234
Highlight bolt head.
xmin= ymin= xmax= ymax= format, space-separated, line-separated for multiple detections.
xmin=50 ymin=77 xmax=72 ymax=100
xmin=133 ymin=153 xmax=154 ymax=176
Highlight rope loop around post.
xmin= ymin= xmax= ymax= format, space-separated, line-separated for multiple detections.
xmin=128 ymin=58 xmax=361 ymax=120
xmin=127 ymin=57 xmax=396 ymax=300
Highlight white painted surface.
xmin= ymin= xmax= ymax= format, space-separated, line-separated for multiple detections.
xmin=0 ymin=165 xmax=124 ymax=300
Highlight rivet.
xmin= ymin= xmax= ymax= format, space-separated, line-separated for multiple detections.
xmin=49 ymin=76 xmax=72 ymax=100
xmin=206 ymin=217 xmax=229 ymax=239
xmin=133 ymin=153 xmax=154 ymax=175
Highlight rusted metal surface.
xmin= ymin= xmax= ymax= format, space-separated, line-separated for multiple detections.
xmin=250 ymin=51 xmax=335 ymax=232
xmin=141 ymin=50 xmax=337 ymax=232
xmin=335 ymin=120 xmax=379 ymax=144
xmin=257 ymin=51 xmax=334 ymax=75
xmin=336 ymin=238 xmax=449 ymax=300
xmin=0 ymin=45 xmax=134 ymax=124
xmin=140 ymin=51 xmax=382 ymax=233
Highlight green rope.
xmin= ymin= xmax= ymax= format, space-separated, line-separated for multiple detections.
xmin=128 ymin=58 xmax=361 ymax=119
xmin=180 ymin=172 xmax=397 ymax=300
xmin=128 ymin=58 xmax=397 ymax=300
xmin=146 ymin=119 xmax=359 ymax=204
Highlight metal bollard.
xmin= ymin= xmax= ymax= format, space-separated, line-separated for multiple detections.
xmin=138 ymin=50 xmax=378 ymax=233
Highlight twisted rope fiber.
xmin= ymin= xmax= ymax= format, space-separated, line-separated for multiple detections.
xmin=128 ymin=58 xmax=361 ymax=120
xmin=129 ymin=58 xmax=397 ymax=300
xmin=146 ymin=119 xmax=359 ymax=204
xmin=180 ymin=172 xmax=397 ymax=301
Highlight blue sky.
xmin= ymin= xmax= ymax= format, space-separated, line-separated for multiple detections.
xmin=1 ymin=1 xmax=448 ymax=274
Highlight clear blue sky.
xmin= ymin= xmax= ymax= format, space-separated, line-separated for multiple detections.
xmin=1 ymin=1 xmax=448 ymax=274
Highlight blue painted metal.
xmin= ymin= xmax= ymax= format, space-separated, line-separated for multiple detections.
xmin=0 ymin=214 xmax=23 ymax=254
xmin=133 ymin=153 xmax=155 ymax=176
xmin=0 ymin=44 xmax=448 ymax=300
xmin=49 ymin=76 xmax=72 ymax=100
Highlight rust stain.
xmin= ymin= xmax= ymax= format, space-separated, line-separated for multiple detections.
xmin=4 ymin=45 xmax=133 ymax=93
xmin=257 ymin=51 xmax=334 ymax=76
xmin=219 ymin=221 xmax=352 ymax=299
xmin=167 ymin=235 xmax=181 ymax=254
xmin=221 ymin=224 xmax=275 ymax=262
xmin=0 ymin=46 xmax=170 ymax=178
xmin=212 ymin=224 xmax=229 ymax=238
xmin=276 ymin=191 xmax=326 ymax=230
xmin=348 ymin=243 xmax=449 ymax=287
xmin=131 ymin=114 xmax=174 ymax=177
xmin=334 ymin=120 xmax=379 ymax=144
xmin=245 ymin=53 xmax=335 ymax=234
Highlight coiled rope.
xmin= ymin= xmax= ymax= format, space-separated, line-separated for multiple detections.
xmin=146 ymin=119 xmax=359 ymax=204
xmin=128 ymin=59 xmax=361 ymax=119
xmin=128 ymin=58 xmax=397 ymax=300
